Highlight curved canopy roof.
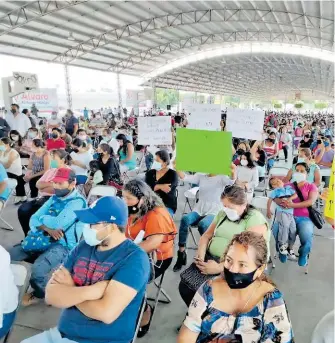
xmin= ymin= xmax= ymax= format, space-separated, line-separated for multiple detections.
xmin=0 ymin=1 xmax=334 ymax=99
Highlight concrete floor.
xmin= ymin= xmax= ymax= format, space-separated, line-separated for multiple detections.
xmin=0 ymin=158 xmax=334 ymax=343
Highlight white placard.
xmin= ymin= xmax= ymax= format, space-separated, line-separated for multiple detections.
xmin=226 ymin=109 xmax=265 ymax=140
xmin=138 ymin=116 xmax=172 ymax=145
xmin=185 ymin=104 xmax=221 ymax=131
xmin=12 ymin=72 xmax=39 ymax=94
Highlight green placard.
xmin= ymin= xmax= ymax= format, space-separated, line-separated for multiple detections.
xmin=176 ymin=128 xmax=232 ymax=175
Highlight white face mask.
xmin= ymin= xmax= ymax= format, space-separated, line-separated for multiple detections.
xmin=222 ymin=206 xmax=240 ymax=222
xmin=240 ymin=160 xmax=248 ymax=167
xmin=79 ymin=134 xmax=87 ymax=140
xmin=11 ymin=135 xmax=19 ymax=141
xmin=151 ymin=161 xmax=162 ymax=171
xmin=292 ymin=172 xmax=307 ymax=183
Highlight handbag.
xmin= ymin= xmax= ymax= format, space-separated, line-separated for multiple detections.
xmin=293 ymin=182 xmax=325 ymax=229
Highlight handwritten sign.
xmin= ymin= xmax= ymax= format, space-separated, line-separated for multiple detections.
xmin=176 ymin=128 xmax=232 ymax=175
xmin=184 ymin=104 xmax=221 ymax=131
xmin=12 ymin=71 xmax=39 ymax=94
xmin=226 ymin=109 xmax=265 ymax=140
xmin=324 ymin=161 xmax=335 ymax=220
xmin=138 ymin=116 xmax=172 ymax=145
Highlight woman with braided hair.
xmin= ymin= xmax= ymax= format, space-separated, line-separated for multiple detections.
xmin=123 ymin=179 xmax=177 ymax=337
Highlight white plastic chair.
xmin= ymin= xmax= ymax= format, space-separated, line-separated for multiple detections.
xmin=1 ymin=262 xmax=31 ymax=343
xmin=0 ymin=179 xmax=17 ymax=231
xmin=319 ymin=168 xmax=331 ymax=177
xmin=87 ymin=185 xmax=117 ymax=204
xmin=251 ymin=196 xmax=277 ymax=268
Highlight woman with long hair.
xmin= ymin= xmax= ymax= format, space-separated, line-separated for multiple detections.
xmin=116 ymin=133 xmax=136 ymax=173
xmin=123 ymin=179 xmax=177 ymax=337
xmin=96 ymin=143 xmax=121 ymax=185
xmin=70 ymin=138 xmax=93 ymax=184
xmin=178 ymin=231 xmax=294 ymax=342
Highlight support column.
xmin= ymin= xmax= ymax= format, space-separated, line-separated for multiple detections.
xmin=151 ymin=79 xmax=157 ymax=110
xmin=64 ymin=64 xmax=72 ymax=110
xmin=194 ymin=91 xmax=198 ymax=104
xmin=116 ymin=72 xmax=122 ymax=111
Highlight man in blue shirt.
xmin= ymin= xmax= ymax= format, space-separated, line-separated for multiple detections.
xmin=9 ymin=168 xmax=87 ymax=307
xmin=65 ymin=110 xmax=79 ymax=137
xmin=21 ymin=196 xmax=150 ymax=343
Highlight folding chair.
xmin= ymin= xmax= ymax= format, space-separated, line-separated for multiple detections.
xmin=0 ymin=179 xmax=17 ymax=231
xmin=251 ymin=196 xmax=277 ymax=269
xmin=1 ymin=261 xmax=32 ymax=343
xmin=131 ymin=294 xmax=147 ymax=343
xmin=87 ymin=185 xmax=117 ymax=204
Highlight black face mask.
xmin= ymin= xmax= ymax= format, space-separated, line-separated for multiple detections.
xmin=304 ymin=135 xmax=310 ymax=139
xmin=317 ymin=139 xmax=322 ymax=144
xmin=237 ymin=148 xmax=245 ymax=155
xmin=224 ymin=267 xmax=258 ymax=289
xmin=52 ymin=133 xmax=59 ymax=139
xmin=128 ymin=203 xmax=140 ymax=215
xmin=54 ymin=188 xmax=71 ymax=198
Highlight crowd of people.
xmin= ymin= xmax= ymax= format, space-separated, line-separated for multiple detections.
xmin=0 ymin=104 xmax=334 ymax=343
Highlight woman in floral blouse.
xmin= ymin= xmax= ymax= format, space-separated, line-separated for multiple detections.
xmin=178 ymin=231 xmax=294 ymax=343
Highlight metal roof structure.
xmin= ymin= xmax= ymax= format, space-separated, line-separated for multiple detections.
xmin=0 ymin=1 xmax=334 ymax=100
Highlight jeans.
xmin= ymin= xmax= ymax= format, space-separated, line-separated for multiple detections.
xmin=145 ymin=153 xmax=153 ymax=170
xmin=18 ymin=196 xmax=50 ymax=236
xmin=166 ymin=207 xmax=175 ymax=217
xmin=178 ymin=212 xmax=215 ymax=247
xmin=267 ymin=158 xmax=275 ymax=172
xmin=0 ymin=309 xmax=16 ymax=339
xmin=21 ymin=327 xmax=77 ymax=343
xmin=272 ymin=216 xmax=313 ymax=266
xmin=9 ymin=244 xmax=70 ymax=299
xmin=282 ymin=145 xmax=289 ymax=160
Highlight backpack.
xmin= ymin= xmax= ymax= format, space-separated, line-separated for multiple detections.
xmin=22 ymin=196 xmax=87 ymax=253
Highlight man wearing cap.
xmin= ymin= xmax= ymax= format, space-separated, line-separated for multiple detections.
xmin=9 ymin=168 xmax=87 ymax=307
xmin=21 ymin=196 xmax=150 ymax=343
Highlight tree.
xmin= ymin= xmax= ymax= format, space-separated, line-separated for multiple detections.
xmin=156 ymin=88 xmax=179 ymax=108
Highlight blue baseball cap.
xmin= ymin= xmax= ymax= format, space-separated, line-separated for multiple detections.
xmin=74 ymin=196 xmax=128 ymax=227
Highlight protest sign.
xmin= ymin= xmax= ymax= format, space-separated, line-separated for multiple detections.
xmin=185 ymin=104 xmax=221 ymax=131
xmin=138 ymin=116 xmax=172 ymax=145
xmin=226 ymin=109 xmax=265 ymax=140
xmin=324 ymin=161 xmax=334 ymax=220
xmin=176 ymin=128 xmax=232 ymax=175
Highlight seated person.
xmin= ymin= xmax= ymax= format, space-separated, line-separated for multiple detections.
xmin=18 ymin=149 xmax=72 ymax=236
xmin=178 ymin=184 xmax=269 ymax=307
xmin=315 ymin=136 xmax=334 ymax=187
xmin=0 ymin=163 xmax=10 ymax=210
xmin=47 ymin=111 xmax=63 ymax=131
xmin=70 ymin=138 xmax=93 ymax=184
xmin=116 ymin=133 xmax=136 ymax=173
xmin=20 ymin=127 xmax=39 ymax=156
xmin=177 ymin=231 xmax=294 ymax=343
xmin=267 ymin=177 xmax=297 ymax=257
xmin=0 ymin=245 xmax=18 ymax=339
xmin=9 ymin=168 xmax=87 ymax=307
xmin=9 ymin=130 xmax=24 ymax=156
xmin=145 ymin=150 xmax=178 ymax=216
xmin=263 ymin=132 xmax=278 ymax=171
xmin=21 ymin=196 xmax=150 ymax=343
xmin=77 ymin=129 xmax=93 ymax=150
xmin=173 ymin=162 xmax=236 ymax=272
xmin=83 ymin=160 xmax=104 ymax=196
xmin=46 ymin=128 xmax=66 ymax=151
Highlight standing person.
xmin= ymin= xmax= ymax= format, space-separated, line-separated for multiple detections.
xmin=145 ymin=150 xmax=178 ymax=217
xmin=46 ymin=128 xmax=66 ymax=151
xmin=116 ymin=133 xmax=136 ymax=173
xmin=25 ymin=139 xmax=50 ymax=199
xmin=21 ymin=196 xmax=150 ymax=343
xmin=235 ymin=151 xmax=259 ymax=203
xmin=172 ymin=162 xmax=236 ymax=272
xmin=22 ymin=109 xmax=36 ymax=128
xmin=0 ymin=245 xmax=18 ymax=340
xmin=83 ymin=106 xmax=89 ymax=120
xmin=277 ymin=126 xmax=292 ymax=162
xmin=123 ymin=179 xmax=177 ymax=337
xmin=0 ymin=137 xmax=26 ymax=204
xmin=250 ymin=141 xmax=267 ymax=182
xmin=315 ymin=136 xmax=334 ymax=186
xmin=18 ymin=150 xmax=71 ymax=236
xmin=0 ymin=113 xmax=10 ymax=138
xmin=70 ymin=138 xmax=93 ymax=184
xmin=6 ymin=104 xmax=31 ymax=137
xmin=65 ymin=110 xmax=79 ymax=137
xmin=177 ymin=232 xmax=294 ymax=343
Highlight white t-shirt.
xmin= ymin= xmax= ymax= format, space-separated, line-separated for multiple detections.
xmin=70 ymin=151 xmax=93 ymax=175
xmin=6 ymin=112 xmax=31 ymax=137
xmin=47 ymin=117 xmax=63 ymax=127
xmin=0 ymin=149 xmax=22 ymax=176
xmin=0 ymin=246 xmax=18 ymax=328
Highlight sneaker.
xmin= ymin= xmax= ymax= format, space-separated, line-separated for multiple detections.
xmin=285 ymin=159 xmax=288 ymax=163
xmin=279 ymin=244 xmax=288 ymax=255
xmin=298 ymin=254 xmax=308 ymax=267
xmin=287 ymin=249 xmax=297 ymax=260
xmin=173 ymin=250 xmax=187 ymax=272
xmin=14 ymin=196 xmax=27 ymax=205
xmin=22 ymin=292 xmax=41 ymax=307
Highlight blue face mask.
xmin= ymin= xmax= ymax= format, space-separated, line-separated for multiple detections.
xmin=83 ymin=225 xmax=110 ymax=246
xmin=151 ymin=161 xmax=162 ymax=171
xmin=324 ymin=142 xmax=330 ymax=147
xmin=50 ymin=159 xmax=59 ymax=168
xmin=297 ymin=157 xmax=306 ymax=163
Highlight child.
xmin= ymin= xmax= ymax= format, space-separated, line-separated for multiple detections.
xmin=267 ymin=177 xmax=297 ymax=256
xmin=84 ymin=160 xmax=103 ymax=197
